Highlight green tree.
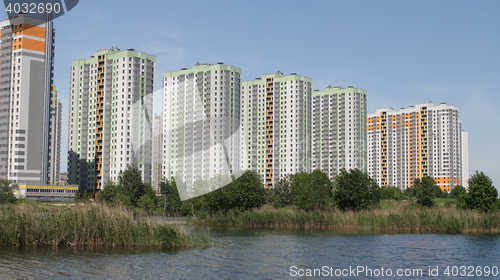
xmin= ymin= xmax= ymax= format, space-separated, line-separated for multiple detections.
xmin=179 ymin=171 xmax=267 ymax=216
xmin=380 ymin=186 xmax=403 ymax=201
xmin=181 ymin=176 xmax=229 ymax=215
xmin=204 ymin=175 xmax=233 ymax=214
xmin=118 ymin=165 xmax=148 ymax=206
xmin=98 ymin=181 xmax=121 ymax=202
xmin=333 ymin=169 xmax=380 ymax=211
xmin=96 ymin=167 xmax=157 ymax=211
xmin=404 ymin=187 xmax=417 ymax=199
xmin=160 ymin=178 xmax=182 ymax=215
xmin=114 ymin=193 xmax=132 ymax=207
xmin=433 ymin=185 xmax=449 ymax=198
xmin=269 ymin=175 xmax=293 ymax=208
xmin=180 ymin=195 xmax=208 ymax=217
xmin=74 ymin=190 xmax=91 ymax=201
xmin=0 ymin=179 xmax=16 ymax=204
xmin=414 ymin=176 xmax=438 ymax=207
xmin=459 ymin=171 xmax=498 ymax=212
xmin=138 ymin=195 xmax=156 ymax=213
xmin=450 ymin=185 xmax=466 ymax=199
xmin=227 ymin=170 xmax=267 ymax=213
xmin=291 ymin=170 xmax=333 ymax=211
xmin=178 ymin=176 xmax=223 ymax=216
xmin=143 ymin=183 xmax=157 ymax=202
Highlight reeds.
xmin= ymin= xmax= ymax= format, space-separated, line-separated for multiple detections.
xmin=0 ymin=203 xmax=208 ymax=247
xmin=196 ymin=204 xmax=500 ymax=233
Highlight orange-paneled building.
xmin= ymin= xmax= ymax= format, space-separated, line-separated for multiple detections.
xmin=367 ymin=103 xmax=469 ymax=192
xmin=0 ymin=14 xmax=56 ymax=185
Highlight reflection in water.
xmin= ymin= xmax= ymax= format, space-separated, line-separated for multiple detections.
xmin=0 ymin=227 xmax=499 ymax=279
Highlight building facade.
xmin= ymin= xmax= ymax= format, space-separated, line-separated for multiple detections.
xmin=152 ymin=114 xmax=163 ymax=193
xmin=311 ymin=86 xmax=367 ymax=181
xmin=48 ymin=85 xmax=62 ymax=185
xmin=368 ymin=102 xmax=468 ymax=192
xmin=163 ymin=63 xmax=241 ymax=199
xmin=68 ymin=48 xmax=155 ymax=194
xmin=240 ymin=72 xmax=312 ymax=188
xmin=0 ymin=14 xmax=55 ymax=184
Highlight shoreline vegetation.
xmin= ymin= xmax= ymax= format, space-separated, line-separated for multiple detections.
xmin=190 ymin=204 xmax=500 ymax=234
xmin=1 ymin=200 xmax=499 ymax=250
xmin=0 ymin=202 xmax=208 ymax=248
xmin=1 ymin=169 xmax=498 ymax=247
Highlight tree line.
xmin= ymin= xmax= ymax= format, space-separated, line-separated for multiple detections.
xmin=1 ymin=166 xmax=498 ymax=214
xmin=392 ymin=171 xmax=498 ymax=212
xmin=161 ymin=169 xmax=500 ymax=215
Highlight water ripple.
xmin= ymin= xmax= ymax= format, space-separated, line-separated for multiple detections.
xmin=0 ymin=229 xmax=498 ymax=279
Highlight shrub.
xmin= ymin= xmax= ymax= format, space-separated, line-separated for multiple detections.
xmin=414 ymin=176 xmax=438 ymax=207
xmin=333 ymin=169 xmax=380 ymax=211
xmin=291 ymin=170 xmax=333 ymax=211
xmin=459 ymin=171 xmax=498 ymax=212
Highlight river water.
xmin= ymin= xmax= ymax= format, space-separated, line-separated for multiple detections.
xmin=1 ymin=226 xmax=499 ymax=279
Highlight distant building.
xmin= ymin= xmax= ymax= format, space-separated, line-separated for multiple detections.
xmin=311 ymin=86 xmax=367 ymax=181
xmin=368 ymin=102 xmax=469 ymax=192
xmin=163 ymin=63 xmax=241 ymax=198
xmin=48 ymin=86 xmax=62 ymax=185
xmin=68 ymin=48 xmax=155 ymax=194
xmin=240 ymin=72 xmax=312 ymax=188
xmin=14 ymin=184 xmax=79 ymax=201
xmin=0 ymin=14 xmax=55 ymax=184
xmin=152 ymin=114 xmax=163 ymax=193
xmin=58 ymin=172 xmax=68 ymax=186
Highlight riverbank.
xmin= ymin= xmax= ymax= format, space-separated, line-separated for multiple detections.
xmin=0 ymin=203 xmax=208 ymax=248
xmin=192 ymin=204 xmax=500 ymax=233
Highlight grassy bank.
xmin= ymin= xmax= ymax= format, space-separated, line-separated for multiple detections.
xmin=193 ymin=205 xmax=500 ymax=233
xmin=0 ymin=203 xmax=208 ymax=248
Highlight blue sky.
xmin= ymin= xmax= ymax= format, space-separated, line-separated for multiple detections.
xmin=15 ymin=0 xmax=499 ymax=189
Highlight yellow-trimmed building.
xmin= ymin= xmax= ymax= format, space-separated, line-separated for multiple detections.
xmin=14 ymin=184 xmax=79 ymax=202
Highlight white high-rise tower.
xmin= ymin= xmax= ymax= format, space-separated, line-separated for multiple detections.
xmin=311 ymin=86 xmax=367 ymax=181
xmin=68 ymin=48 xmax=155 ymax=194
xmin=163 ymin=63 xmax=241 ymax=199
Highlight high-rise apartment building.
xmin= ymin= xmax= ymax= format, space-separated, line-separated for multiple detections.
xmin=368 ymin=102 xmax=468 ymax=192
xmin=311 ymin=86 xmax=367 ymax=181
xmin=48 ymin=86 xmax=62 ymax=185
xmin=0 ymin=14 xmax=55 ymax=184
xmin=68 ymin=48 xmax=155 ymax=194
xmin=240 ymin=72 xmax=312 ymax=188
xmin=152 ymin=114 xmax=162 ymax=193
xmin=163 ymin=63 xmax=241 ymax=199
